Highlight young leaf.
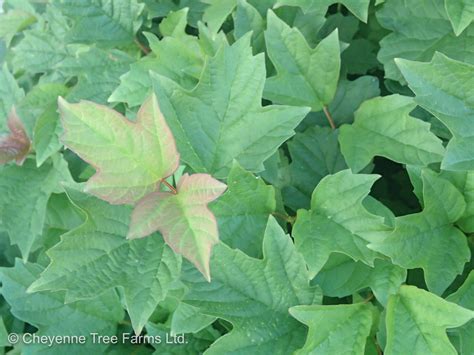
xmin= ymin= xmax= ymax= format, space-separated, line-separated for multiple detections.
xmin=0 ymin=109 xmax=30 ymax=166
xmin=385 ymin=285 xmax=474 ymax=355
xmin=210 ymin=162 xmax=276 ymax=257
xmin=289 ymin=303 xmax=374 ymax=354
xmin=396 ymin=53 xmax=474 ymax=171
xmin=293 ymin=170 xmax=390 ymax=278
xmin=339 ymin=95 xmax=445 ymax=172
xmin=369 ymin=169 xmax=471 ymax=295
xmin=152 ymin=35 xmax=309 ymax=178
xmin=0 ymin=261 xmax=123 ymax=353
xmin=28 ymin=186 xmax=181 ymax=335
xmin=264 ymin=11 xmax=340 ymax=111
xmin=58 ymin=93 xmax=180 ymax=204
xmin=181 ymin=216 xmax=322 ymax=354
xmin=128 ymin=173 xmax=226 ymax=281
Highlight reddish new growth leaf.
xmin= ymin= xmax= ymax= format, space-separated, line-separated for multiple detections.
xmin=58 ymin=94 xmax=180 ymax=204
xmin=128 ymin=173 xmax=227 ymax=281
xmin=0 ymin=109 xmax=31 ymax=166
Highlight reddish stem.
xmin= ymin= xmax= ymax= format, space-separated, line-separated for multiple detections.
xmin=323 ymin=106 xmax=336 ymax=130
xmin=135 ymin=38 xmax=150 ymax=55
xmin=161 ymin=179 xmax=177 ymax=194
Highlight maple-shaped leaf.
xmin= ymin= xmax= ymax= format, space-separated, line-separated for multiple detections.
xmin=128 ymin=173 xmax=227 ymax=281
xmin=289 ymin=303 xmax=374 ymax=354
xmin=181 ymin=216 xmax=322 ymax=354
xmin=293 ymin=169 xmax=390 ymax=278
xmin=28 ymin=185 xmax=181 ymax=335
xmin=369 ymin=169 xmax=471 ymax=295
xmin=339 ymin=94 xmax=445 ymax=172
xmin=58 ymin=93 xmax=180 ymax=204
xmin=152 ymin=35 xmax=309 ymax=178
xmin=0 ymin=109 xmax=30 ymax=165
xmin=264 ymin=11 xmax=340 ymax=111
xmin=397 ymin=53 xmax=474 ymax=171
xmin=385 ymin=285 xmax=474 ymax=355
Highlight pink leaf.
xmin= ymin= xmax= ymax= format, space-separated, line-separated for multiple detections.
xmin=0 ymin=109 xmax=31 ymax=166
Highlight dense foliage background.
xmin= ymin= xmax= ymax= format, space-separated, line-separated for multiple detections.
xmin=0 ymin=0 xmax=473 ymax=354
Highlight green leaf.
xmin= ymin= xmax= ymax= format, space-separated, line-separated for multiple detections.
xmin=385 ymin=285 xmax=474 ymax=355
xmin=210 ymin=162 xmax=276 ymax=257
xmin=0 ymin=156 xmax=71 ymax=258
xmin=283 ymin=126 xmax=347 ymax=210
xmin=446 ymin=271 xmax=474 ymax=354
xmin=171 ymin=302 xmax=216 ymax=334
xmin=293 ymin=169 xmax=389 ymax=278
xmin=396 ymin=53 xmax=474 ymax=170
xmin=152 ymin=35 xmax=309 ymax=178
xmin=0 ymin=9 xmax=36 ymax=46
xmin=55 ymin=0 xmax=144 ymax=46
xmin=233 ymin=0 xmax=265 ymax=53
xmin=264 ymin=11 xmax=340 ymax=111
xmin=276 ymin=0 xmax=371 ymax=22
xmin=109 ymin=9 xmax=215 ymax=107
xmin=0 ymin=64 xmax=24 ymax=128
xmin=289 ymin=303 xmax=374 ymax=354
xmin=128 ymin=173 xmax=226 ymax=281
xmin=339 ymin=94 xmax=445 ymax=172
xmin=32 ymin=84 xmax=69 ymax=166
xmin=315 ymin=255 xmax=406 ymax=305
xmin=369 ymin=169 xmax=471 ymax=294
xmin=445 ymin=0 xmax=474 ymax=36
xmin=0 ymin=317 xmax=7 ymax=347
xmin=0 ymin=260 xmax=123 ymax=353
xmin=182 ymin=216 xmax=322 ymax=354
xmin=377 ymin=0 xmax=474 ymax=83
xmin=28 ymin=186 xmax=181 ymax=335
xmin=59 ymin=93 xmax=180 ymax=204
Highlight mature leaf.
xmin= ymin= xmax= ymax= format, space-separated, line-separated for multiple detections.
xmin=152 ymin=35 xmax=309 ymax=178
xmin=446 ymin=271 xmax=474 ymax=354
xmin=315 ymin=255 xmax=406 ymax=305
xmin=0 ymin=156 xmax=71 ymax=258
xmin=339 ymin=95 xmax=445 ymax=172
xmin=264 ymin=11 xmax=340 ymax=111
xmin=59 ymin=93 xmax=180 ymax=204
xmin=0 ymin=110 xmax=30 ymax=166
xmin=210 ymin=162 xmax=275 ymax=257
xmin=233 ymin=0 xmax=265 ymax=53
xmin=397 ymin=53 xmax=474 ymax=170
xmin=55 ymin=0 xmax=144 ymax=46
xmin=0 ymin=260 xmax=123 ymax=353
xmin=445 ymin=0 xmax=474 ymax=35
xmin=0 ymin=64 xmax=24 ymax=127
xmin=109 ymin=9 xmax=218 ymax=107
xmin=275 ymin=0 xmax=371 ymax=22
xmin=369 ymin=169 xmax=471 ymax=294
xmin=28 ymin=186 xmax=181 ymax=334
xmin=283 ymin=126 xmax=347 ymax=210
xmin=385 ymin=285 xmax=474 ymax=355
xmin=128 ymin=173 xmax=226 ymax=281
xmin=289 ymin=303 xmax=374 ymax=354
xmin=0 ymin=9 xmax=36 ymax=46
xmin=293 ymin=169 xmax=389 ymax=278
xmin=182 ymin=216 xmax=322 ymax=354
xmin=31 ymin=84 xmax=69 ymax=166
xmin=0 ymin=317 xmax=7 ymax=347
xmin=377 ymin=0 xmax=474 ymax=83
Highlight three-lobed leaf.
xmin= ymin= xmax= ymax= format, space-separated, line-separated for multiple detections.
xmin=59 ymin=93 xmax=180 ymax=204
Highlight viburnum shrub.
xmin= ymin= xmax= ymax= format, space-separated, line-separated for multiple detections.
xmin=0 ymin=0 xmax=473 ymax=354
